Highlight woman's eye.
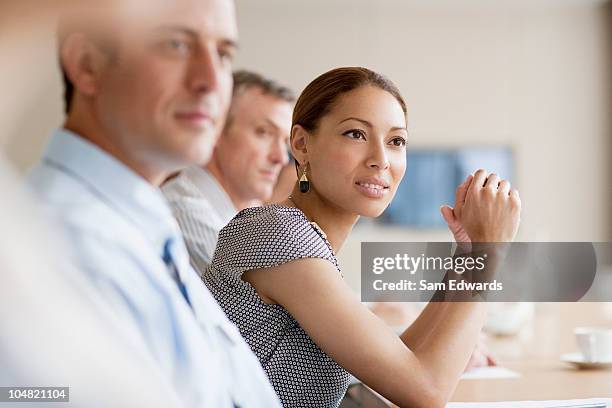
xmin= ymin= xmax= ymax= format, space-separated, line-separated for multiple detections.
xmin=342 ymin=129 xmax=366 ymax=140
xmin=389 ymin=137 xmax=407 ymax=147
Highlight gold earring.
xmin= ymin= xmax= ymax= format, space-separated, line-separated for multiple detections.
xmin=299 ymin=164 xmax=310 ymax=193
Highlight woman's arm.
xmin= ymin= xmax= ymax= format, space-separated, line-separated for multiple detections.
xmin=399 ymin=301 xmax=451 ymax=352
xmin=244 ymin=258 xmax=484 ymax=408
xmin=399 ymin=175 xmax=474 ymax=352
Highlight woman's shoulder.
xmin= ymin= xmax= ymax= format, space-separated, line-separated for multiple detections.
xmin=215 ymin=204 xmax=335 ymax=265
xmin=221 ymin=204 xmax=309 ymax=237
xmin=239 ymin=203 xmax=304 ymax=222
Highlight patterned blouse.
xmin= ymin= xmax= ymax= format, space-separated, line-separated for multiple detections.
xmin=203 ymin=204 xmax=351 ymax=407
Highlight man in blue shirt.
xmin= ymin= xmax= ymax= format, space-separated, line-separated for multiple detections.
xmin=28 ymin=1 xmax=281 ymax=406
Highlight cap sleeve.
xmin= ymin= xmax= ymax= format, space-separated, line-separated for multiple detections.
xmin=211 ymin=206 xmax=337 ymax=280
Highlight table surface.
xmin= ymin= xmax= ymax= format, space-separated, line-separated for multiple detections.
xmin=450 ymin=302 xmax=612 ymax=402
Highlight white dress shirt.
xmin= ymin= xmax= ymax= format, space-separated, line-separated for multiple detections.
xmin=27 ymin=129 xmax=281 ymax=408
xmin=1 ymin=155 xmax=185 ymax=408
xmin=162 ymin=166 xmax=237 ymax=275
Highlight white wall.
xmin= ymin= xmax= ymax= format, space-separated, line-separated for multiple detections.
xmin=0 ymin=17 xmax=63 ymax=167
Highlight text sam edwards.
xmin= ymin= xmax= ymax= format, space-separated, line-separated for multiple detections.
xmin=373 ymin=279 xmax=503 ymax=291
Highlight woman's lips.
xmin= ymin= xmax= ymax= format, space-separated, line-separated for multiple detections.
xmin=355 ymin=181 xmax=390 ymax=198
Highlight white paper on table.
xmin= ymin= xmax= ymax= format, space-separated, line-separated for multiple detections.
xmin=460 ymin=366 xmax=520 ymax=380
xmin=447 ymin=398 xmax=611 ymax=408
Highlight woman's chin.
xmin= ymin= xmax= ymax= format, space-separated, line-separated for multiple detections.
xmin=331 ymin=195 xmax=390 ymax=218
xmin=356 ymin=203 xmax=388 ymax=218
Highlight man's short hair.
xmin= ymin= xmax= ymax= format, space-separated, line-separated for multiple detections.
xmin=232 ymin=70 xmax=294 ymax=102
xmin=57 ymin=14 xmax=77 ymax=114
xmin=224 ymin=70 xmax=294 ymax=129
xmin=61 ymin=66 xmax=74 ymax=114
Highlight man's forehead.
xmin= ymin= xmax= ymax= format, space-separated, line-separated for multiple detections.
xmin=82 ymin=0 xmax=238 ymax=42
xmin=234 ymin=90 xmax=292 ymax=121
xmin=143 ymin=0 xmax=236 ymax=36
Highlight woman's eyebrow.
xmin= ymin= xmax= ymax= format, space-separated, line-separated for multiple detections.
xmin=338 ymin=117 xmax=407 ymax=133
xmin=337 ymin=117 xmax=373 ymax=128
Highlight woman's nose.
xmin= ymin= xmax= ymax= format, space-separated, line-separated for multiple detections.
xmin=365 ymin=143 xmax=390 ymax=170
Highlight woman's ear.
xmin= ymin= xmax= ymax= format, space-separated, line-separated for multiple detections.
xmin=290 ymin=124 xmax=310 ymax=166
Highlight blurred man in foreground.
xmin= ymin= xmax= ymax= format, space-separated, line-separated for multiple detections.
xmin=27 ymin=1 xmax=280 ymax=406
xmin=1 ymin=2 xmax=187 ymax=406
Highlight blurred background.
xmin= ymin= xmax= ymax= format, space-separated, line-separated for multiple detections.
xmin=1 ymin=0 xmax=611 ymax=292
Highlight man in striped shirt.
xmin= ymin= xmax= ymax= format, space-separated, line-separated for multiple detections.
xmin=162 ymin=70 xmax=294 ymax=273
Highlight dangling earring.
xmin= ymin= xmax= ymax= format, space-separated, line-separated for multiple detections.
xmin=299 ymin=164 xmax=310 ymax=193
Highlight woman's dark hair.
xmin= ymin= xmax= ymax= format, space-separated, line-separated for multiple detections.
xmin=292 ymin=67 xmax=407 ymax=133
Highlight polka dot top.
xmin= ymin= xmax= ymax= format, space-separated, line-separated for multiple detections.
xmin=203 ymin=204 xmax=351 ymax=408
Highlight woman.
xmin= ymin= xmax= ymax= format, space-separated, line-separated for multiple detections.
xmin=203 ymin=67 xmax=521 ymax=408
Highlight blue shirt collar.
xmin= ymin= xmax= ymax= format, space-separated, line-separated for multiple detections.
xmin=42 ymin=128 xmax=179 ymax=253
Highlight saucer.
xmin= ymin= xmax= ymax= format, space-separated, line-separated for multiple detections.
xmin=561 ymin=352 xmax=612 ymax=369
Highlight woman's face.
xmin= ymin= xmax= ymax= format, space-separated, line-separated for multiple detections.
xmin=304 ymin=85 xmax=407 ymax=217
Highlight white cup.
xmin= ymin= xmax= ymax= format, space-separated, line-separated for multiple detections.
xmin=574 ymin=327 xmax=612 ymax=362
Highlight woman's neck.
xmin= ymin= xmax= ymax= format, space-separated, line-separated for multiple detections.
xmin=283 ymin=186 xmax=359 ymax=254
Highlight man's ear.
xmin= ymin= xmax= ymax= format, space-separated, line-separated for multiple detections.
xmin=60 ymin=33 xmax=108 ymax=100
xmin=290 ymin=124 xmax=310 ymax=166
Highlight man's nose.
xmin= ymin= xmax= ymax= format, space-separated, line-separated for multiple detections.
xmin=269 ymin=138 xmax=289 ymax=166
xmin=186 ymin=45 xmax=223 ymax=94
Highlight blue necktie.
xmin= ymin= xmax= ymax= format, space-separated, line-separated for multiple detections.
xmin=162 ymin=238 xmax=192 ymax=308
xmin=164 ymin=239 xmax=241 ymax=408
